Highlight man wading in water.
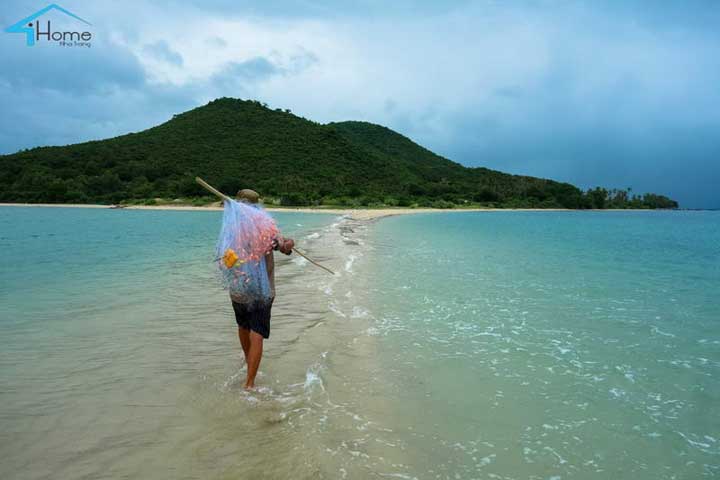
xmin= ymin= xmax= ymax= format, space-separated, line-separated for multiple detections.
xmin=233 ymin=189 xmax=294 ymax=389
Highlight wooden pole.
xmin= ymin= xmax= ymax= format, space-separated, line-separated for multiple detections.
xmin=195 ymin=177 xmax=231 ymax=202
xmin=195 ymin=176 xmax=336 ymax=275
xmin=292 ymin=246 xmax=335 ymax=275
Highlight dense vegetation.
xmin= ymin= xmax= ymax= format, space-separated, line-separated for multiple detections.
xmin=0 ymin=98 xmax=678 ymax=209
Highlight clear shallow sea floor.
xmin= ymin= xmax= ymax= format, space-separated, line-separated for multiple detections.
xmin=0 ymin=208 xmax=718 ymax=479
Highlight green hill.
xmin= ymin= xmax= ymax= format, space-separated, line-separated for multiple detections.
xmin=0 ymin=98 xmax=678 ymax=209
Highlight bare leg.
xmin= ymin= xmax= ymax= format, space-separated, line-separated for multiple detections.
xmin=245 ymin=330 xmax=264 ymax=389
xmin=238 ymin=327 xmax=250 ymax=365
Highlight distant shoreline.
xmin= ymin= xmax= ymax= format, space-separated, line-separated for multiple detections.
xmin=0 ymin=202 xmax=691 ymax=221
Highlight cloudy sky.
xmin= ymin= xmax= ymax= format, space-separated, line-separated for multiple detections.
xmin=1 ymin=1 xmax=719 ymax=207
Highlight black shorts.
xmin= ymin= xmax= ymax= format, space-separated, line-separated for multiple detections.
xmin=232 ymin=299 xmax=273 ymax=339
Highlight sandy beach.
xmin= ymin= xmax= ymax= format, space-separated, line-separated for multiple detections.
xmin=0 ymin=202 xmax=579 ymax=220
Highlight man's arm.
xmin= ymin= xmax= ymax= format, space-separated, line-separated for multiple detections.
xmin=265 ymin=235 xmax=292 ymax=300
xmin=264 ymin=250 xmax=275 ymax=299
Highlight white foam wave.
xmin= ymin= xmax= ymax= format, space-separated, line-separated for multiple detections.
xmin=351 ymin=306 xmax=369 ymax=318
xmin=651 ymin=326 xmax=676 ymax=337
xmin=304 ymin=370 xmax=324 ymax=392
xmin=328 ymin=302 xmax=346 ymax=318
xmin=366 ymin=327 xmax=380 ymax=336
xmin=303 ymin=352 xmax=328 ymax=393
xmin=345 ymin=254 xmax=357 ymax=273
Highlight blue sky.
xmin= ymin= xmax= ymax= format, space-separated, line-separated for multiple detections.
xmin=1 ymin=1 xmax=719 ymax=207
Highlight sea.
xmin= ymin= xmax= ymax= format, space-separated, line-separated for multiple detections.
xmin=0 ymin=207 xmax=718 ymax=479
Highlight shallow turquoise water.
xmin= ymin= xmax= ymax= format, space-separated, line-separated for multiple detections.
xmin=0 ymin=208 xmax=718 ymax=479
xmin=367 ymin=211 xmax=720 ymax=478
xmin=0 ymin=206 xmax=339 ymax=479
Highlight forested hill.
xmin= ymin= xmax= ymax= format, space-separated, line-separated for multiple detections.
xmin=0 ymin=98 xmax=678 ymax=209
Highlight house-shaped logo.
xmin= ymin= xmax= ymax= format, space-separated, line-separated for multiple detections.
xmin=5 ymin=3 xmax=92 ymax=47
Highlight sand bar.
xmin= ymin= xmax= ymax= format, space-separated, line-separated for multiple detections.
xmin=1 ymin=203 xmax=670 ymax=220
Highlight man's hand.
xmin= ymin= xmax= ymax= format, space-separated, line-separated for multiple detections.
xmin=272 ymin=236 xmax=295 ymax=255
xmin=278 ymin=238 xmax=294 ymax=255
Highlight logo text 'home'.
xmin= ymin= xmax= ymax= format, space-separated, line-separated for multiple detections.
xmin=5 ymin=4 xmax=93 ymax=47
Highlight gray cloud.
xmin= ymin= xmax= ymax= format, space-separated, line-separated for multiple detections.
xmin=205 ymin=36 xmax=227 ymax=48
xmin=143 ymin=40 xmax=183 ymax=66
xmin=210 ymin=52 xmax=317 ymax=90
xmin=211 ymin=57 xmax=281 ymax=87
xmin=0 ymin=80 xmax=200 ymax=154
xmin=0 ymin=39 xmax=145 ymax=94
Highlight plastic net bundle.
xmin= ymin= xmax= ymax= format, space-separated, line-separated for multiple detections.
xmin=216 ymin=199 xmax=279 ymax=305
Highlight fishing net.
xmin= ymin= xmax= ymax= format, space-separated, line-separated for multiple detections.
xmin=216 ymin=199 xmax=279 ymax=305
